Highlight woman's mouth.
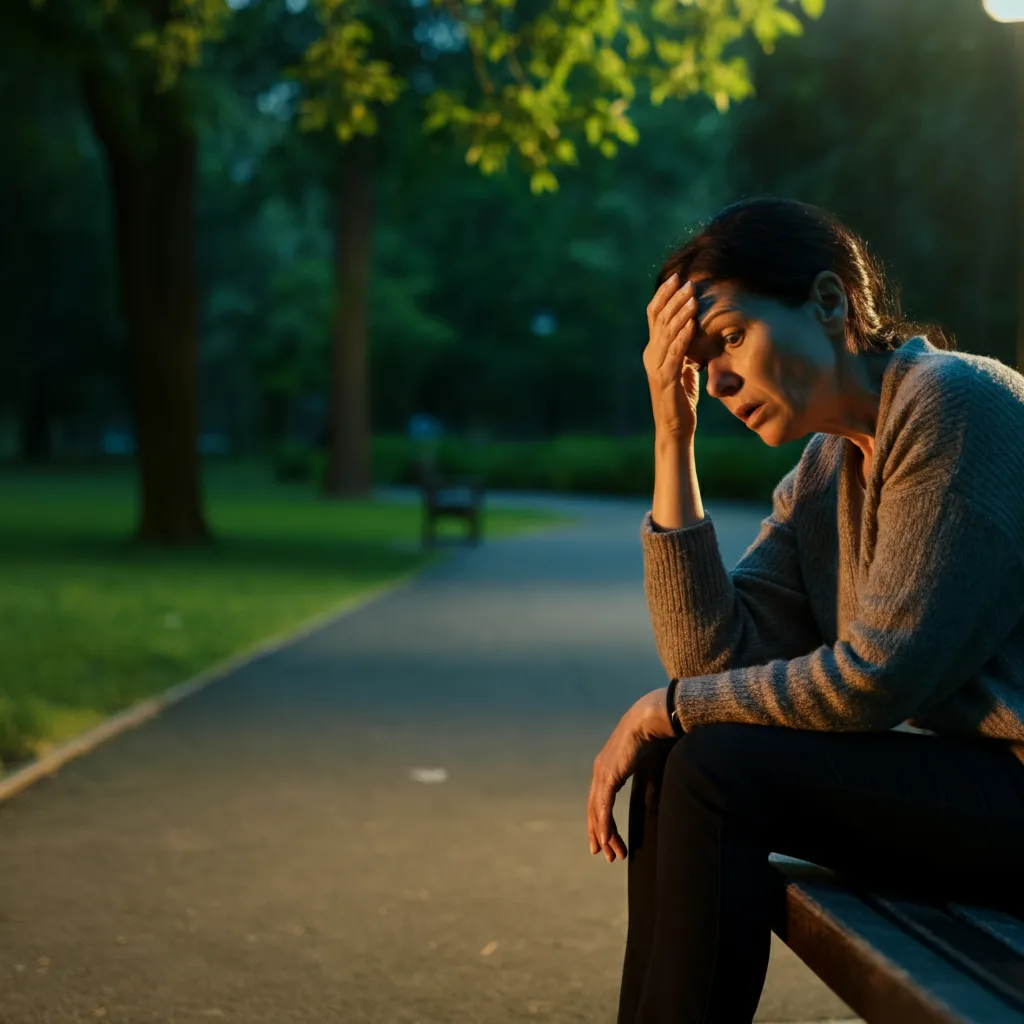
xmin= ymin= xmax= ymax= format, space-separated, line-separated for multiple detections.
xmin=746 ymin=404 xmax=768 ymax=427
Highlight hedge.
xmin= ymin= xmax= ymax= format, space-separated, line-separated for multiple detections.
xmin=274 ymin=433 xmax=811 ymax=504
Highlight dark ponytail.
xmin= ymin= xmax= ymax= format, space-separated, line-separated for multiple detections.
xmin=657 ymin=197 xmax=955 ymax=354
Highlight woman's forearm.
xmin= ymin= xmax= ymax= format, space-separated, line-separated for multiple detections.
xmin=652 ymin=433 xmax=705 ymax=530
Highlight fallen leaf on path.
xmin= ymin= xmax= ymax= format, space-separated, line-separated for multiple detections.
xmin=479 ymin=941 xmax=499 ymax=957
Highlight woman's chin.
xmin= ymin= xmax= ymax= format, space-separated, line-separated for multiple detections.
xmin=754 ymin=414 xmax=787 ymax=447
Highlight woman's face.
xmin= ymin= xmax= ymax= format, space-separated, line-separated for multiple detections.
xmin=684 ymin=276 xmax=845 ymax=446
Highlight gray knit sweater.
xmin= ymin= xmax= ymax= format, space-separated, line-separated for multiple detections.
xmin=644 ymin=337 xmax=1024 ymax=763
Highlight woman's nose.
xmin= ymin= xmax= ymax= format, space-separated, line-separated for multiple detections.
xmin=705 ymin=365 xmax=741 ymax=400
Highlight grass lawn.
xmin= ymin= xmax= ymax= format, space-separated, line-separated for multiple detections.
xmin=0 ymin=462 xmax=574 ymax=768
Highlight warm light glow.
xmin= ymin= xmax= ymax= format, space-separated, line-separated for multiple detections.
xmin=983 ymin=0 xmax=1024 ymax=22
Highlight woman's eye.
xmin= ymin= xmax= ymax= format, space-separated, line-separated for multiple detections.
xmin=725 ymin=331 xmax=744 ymax=347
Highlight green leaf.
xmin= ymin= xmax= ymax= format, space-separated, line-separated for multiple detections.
xmin=553 ymin=138 xmax=577 ymax=163
xmin=625 ymin=23 xmax=650 ymax=59
xmin=486 ymin=33 xmax=511 ymax=63
xmin=530 ymin=168 xmax=558 ymax=194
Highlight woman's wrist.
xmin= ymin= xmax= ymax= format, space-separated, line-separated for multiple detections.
xmin=652 ymin=429 xmax=704 ymax=531
xmin=665 ymin=678 xmax=685 ymax=737
xmin=654 ymin=430 xmax=694 ymax=458
xmin=636 ymin=686 xmax=680 ymax=741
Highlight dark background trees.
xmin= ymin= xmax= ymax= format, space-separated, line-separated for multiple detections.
xmin=0 ymin=0 xmax=1017 ymax=536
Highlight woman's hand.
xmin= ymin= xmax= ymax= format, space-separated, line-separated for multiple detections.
xmin=588 ymin=688 xmax=677 ymax=863
xmin=644 ymin=274 xmax=701 ymax=440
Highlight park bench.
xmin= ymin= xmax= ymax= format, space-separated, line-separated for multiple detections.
xmin=418 ymin=457 xmax=484 ymax=548
xmin=770 ymin=854 xmax=1024 ymax=1023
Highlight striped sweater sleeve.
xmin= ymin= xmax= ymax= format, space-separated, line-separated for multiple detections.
xmin=642 ymin=464 xmax=822 ymax=681
xmin=668 ymin=482 xmax=1024 ymax=734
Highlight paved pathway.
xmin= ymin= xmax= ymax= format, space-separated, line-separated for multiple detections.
xmin=0 ymin=495 xmax=857 ymax=1023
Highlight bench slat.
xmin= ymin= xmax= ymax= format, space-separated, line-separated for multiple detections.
xmin=949 ymin=906 xmax=1024 ymax=960
xmin=771 ymin=857 xmax=1024 ymax=1024
xmin=867 ymin=895 xmax=1024 ymax=1013
xmin=434 ymin=487 xmax=477 ymax=508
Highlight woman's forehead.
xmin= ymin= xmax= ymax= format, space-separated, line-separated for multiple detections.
xmin=692 ymin=279 xmax=745 ymax=326
xmin=685 ymin=280 xmax=748 ymax=368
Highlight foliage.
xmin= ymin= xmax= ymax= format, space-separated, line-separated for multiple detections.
xmin=424 ymin=0 xmax=822 ymax=194
xmin=0 ymin=42 xmax=122 ymax=455
xmin=274 ymin=432 xmax=809 ymax=502
xmin=290 ymin=0 xmax=822 ymax=194
xmin=296 ymin=5 xmax=406 ymax=141
xmin=131 ymin=0 xmax=232 ymax=90
xmin=24 ymin=0 xmax=230 ymax=91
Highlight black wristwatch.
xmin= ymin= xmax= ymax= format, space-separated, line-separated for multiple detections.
xmin=666 ymin=678 xmax=685 ymax=738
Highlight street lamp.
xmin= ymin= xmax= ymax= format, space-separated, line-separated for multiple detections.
xmin=982 ymin=1 xmax=1024 ymax=372
xmin=983 ymin=0 xmax=1024 ymax=20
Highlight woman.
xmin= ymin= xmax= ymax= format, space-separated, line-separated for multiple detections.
xmin=586 ymin=197 xmax=1024 ymax=1024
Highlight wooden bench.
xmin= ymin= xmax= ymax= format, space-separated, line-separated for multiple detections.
xmin=419 ymin=462 xmax=484 ymax=548
xmin=770 ymin=855 xmax=1024 ymax=1023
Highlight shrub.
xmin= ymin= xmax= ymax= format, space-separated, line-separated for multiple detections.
xmin=272 ymin=442 xmax=326 ymax=484
xmin=274 ymin=434 xmax=809 ymax=503
xmin=0 ymin=695 xmax=46 ymax=768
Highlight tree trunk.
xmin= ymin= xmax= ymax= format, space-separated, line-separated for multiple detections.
xmin=85 ymin=83 xmax=210 ymax=545
xmin=324 ymin=138 xmax=375 ymax=498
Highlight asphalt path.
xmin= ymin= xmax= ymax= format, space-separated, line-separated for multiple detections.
xmin=0 ymin=494 xmax=857 ymax=1023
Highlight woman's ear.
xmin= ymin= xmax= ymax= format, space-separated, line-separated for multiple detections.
xmin=809 ymin=271 xmax=848 ymax=335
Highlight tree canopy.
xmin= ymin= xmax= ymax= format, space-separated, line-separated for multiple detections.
xmin=0 ymin=0 xmax=1016 ymax=527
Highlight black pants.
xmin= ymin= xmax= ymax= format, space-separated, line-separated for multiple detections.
xmin=617 ymin=723 xmax=1024 ymax=1024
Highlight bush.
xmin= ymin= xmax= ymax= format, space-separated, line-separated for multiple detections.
xmin=275 ymin=434 xmax=810 ymax=504
xmin=0 ymin=694 xmax=46 ymax=768
xmin=272 ymin=442 xmax=326 ymax=484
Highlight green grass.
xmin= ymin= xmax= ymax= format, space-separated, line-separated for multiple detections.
xmin=0 ymin=463 xmax=573 ymax=767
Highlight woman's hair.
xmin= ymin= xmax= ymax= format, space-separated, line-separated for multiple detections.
xmin=657 ymin=197 xmax=954 ymax=353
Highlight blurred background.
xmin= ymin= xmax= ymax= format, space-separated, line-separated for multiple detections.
xmin=0 ymin=0 xmax=1019 ymax=773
